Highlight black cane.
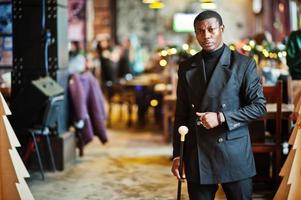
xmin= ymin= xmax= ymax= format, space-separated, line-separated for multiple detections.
xmin=177 ymin=126 xmax=188 ymax=200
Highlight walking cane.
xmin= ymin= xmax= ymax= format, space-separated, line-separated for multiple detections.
xmin=177 ymin=126 xmax=188 ymax=200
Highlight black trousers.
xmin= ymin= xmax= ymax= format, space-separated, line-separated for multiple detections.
xmin=187 ymin=178 xmax=252 ymax=200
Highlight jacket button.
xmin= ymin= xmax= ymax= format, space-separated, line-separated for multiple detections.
xmin=192 ymin=104 xmax=195 ymax=108
xmin=218 ymin=138 xmax=224 ymax=143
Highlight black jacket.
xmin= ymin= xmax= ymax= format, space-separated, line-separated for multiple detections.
xmin=173 ymin=45 xmax=266 ymax=184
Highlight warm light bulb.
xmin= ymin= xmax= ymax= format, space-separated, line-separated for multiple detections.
xmin=150 ymin=99 xmax=159 ymax=107
xmin=200 ymin=0 xmax=217 ymax=9
xmin=159 ymin=59 xmax=167 ymax=67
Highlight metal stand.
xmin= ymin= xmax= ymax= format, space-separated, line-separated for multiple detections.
xmin=30 ymin=128 xmax=57 ymax=180
xmin=30 ymin=131 xmax=45 ymax=180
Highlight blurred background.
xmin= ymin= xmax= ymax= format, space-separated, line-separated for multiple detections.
xmin=1 ymin=0 xmax=301 ymax=199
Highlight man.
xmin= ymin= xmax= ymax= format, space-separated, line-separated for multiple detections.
xmin=171 ymin=10 xmax=266 ymax=199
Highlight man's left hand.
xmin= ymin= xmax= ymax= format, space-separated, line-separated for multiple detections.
xmin=196 ymin=112 xmax=224 ymax=129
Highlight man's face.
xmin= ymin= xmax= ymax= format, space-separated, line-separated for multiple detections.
xmin=194 ymin=17 xmax=224 ymax=52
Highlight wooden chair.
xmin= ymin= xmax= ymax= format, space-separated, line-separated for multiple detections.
xmin=252 ymin=81 xmax=283 ymax=183
xmin=287 ymin=77 xmax=301 ymax=105
xmin=106 ymin=83 xmax=135 ymax=127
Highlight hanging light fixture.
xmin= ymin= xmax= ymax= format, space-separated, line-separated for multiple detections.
xmin=142 ymin=0 xmax=164 ymax=9
xmin=149 ymin=1 xmax=165 ymax=9
xmin=142 ymin=0 xmax=157 ymax=3
xmin=200 ymin=0 xmax=217 ymax=10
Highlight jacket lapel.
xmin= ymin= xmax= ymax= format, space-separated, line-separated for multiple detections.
xmin=186 ymin=52 xmax=207 ymax=107
xmin=200 ymin=46 xmax=232 ymax=109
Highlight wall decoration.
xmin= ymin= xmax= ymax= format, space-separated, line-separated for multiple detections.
xmin=0 ymin=3 xmax=12 ymax=34
xmin=68 ymin=0 xmax=86 ymax=41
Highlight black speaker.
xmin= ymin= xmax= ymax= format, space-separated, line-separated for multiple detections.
xmin=10 ymin=76 xmax=64 ymax=132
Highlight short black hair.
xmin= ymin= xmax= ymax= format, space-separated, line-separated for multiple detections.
xmin=194 ymin=10 xmax=223 ymax=27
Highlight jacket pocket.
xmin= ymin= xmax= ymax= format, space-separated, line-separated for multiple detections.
xmin=226 ymin=126 xmax=248 ymax=140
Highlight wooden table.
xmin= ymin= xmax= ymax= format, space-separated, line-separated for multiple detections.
xmin=123 ymin=73 xmax=164 ymax=87
xmin=266 ymin=103 xmax=294 ymax=119
xmin=120 ymin=73 xmax=166 ymax=128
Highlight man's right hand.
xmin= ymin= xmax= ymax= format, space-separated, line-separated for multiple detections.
xmin=171 ymin=157 xmax=186 ymax=181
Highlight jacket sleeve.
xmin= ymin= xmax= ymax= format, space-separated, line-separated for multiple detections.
xmin=173 ymin=65 xmax=190 ymax=158
xmin=223 ymin=59 xmax=267 ymax=131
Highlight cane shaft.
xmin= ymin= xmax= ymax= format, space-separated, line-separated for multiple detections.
xmin=177 ymin=141 xmax=185 ymax=200
xmin=179 ymin=142 xmax=184 ymax=177
xmin=177 ymin=180 xmax=182 ymax=200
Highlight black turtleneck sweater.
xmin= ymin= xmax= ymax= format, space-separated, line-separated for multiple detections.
xmin=202 ymin=44 xmax=225 ymax=84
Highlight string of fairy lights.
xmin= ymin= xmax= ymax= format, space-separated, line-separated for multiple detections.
xmin=156 ymin=39 xmax=287 ymax=68
xmin=229 ymin=40 xmax=287 ymax=61
xmin=157 ymin=44 xmax=198 ymax=67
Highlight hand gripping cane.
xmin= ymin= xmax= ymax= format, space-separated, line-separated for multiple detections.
xmin=177 ymin=126 xmax=188 ymax=200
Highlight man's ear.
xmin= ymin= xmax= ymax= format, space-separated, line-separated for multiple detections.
xmin=220 ymin=25 xmax=225 ymax=33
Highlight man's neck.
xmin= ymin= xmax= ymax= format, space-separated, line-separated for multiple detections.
xmin=202 ymin=43 xmax=225 ymax=59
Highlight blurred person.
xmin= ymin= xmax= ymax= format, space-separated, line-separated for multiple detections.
xmin=129 ymin=33 xmax=144 ymax=75
xmin=286 ymin=29 xmax=301 ymax=80
xmin=171 ymin=10 xmax=266 ymax=199
xmin=96 ymin=37 xmax=120 ymax=85
xmin=118 ymin=37 xmax=132 ymax=79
